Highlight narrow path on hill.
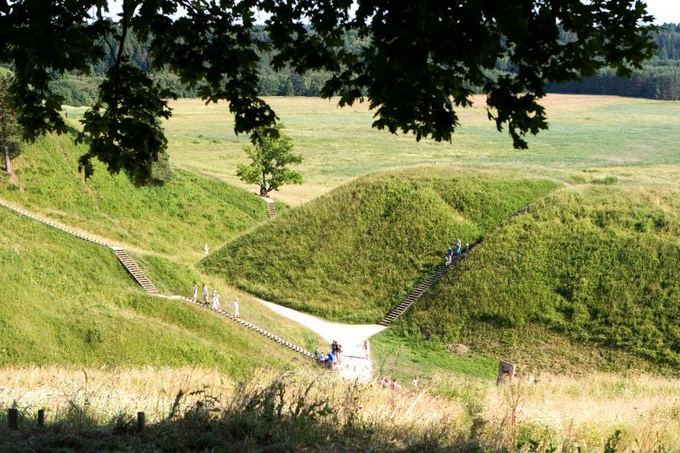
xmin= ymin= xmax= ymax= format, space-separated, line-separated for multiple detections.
xmin=258 ymin=300 xmax=385 ymax=382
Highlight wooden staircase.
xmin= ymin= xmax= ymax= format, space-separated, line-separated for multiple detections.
xmin=112 ymin=248 xmax=160 ymax=295
xmin=0 ymin=198 xmax=315 ymax=360
xmin=265 ymin=198 xmax=277 ymax=219
xmin=379 ymin=259 xmax=458 ymax=327
xmin=377 ymin=204 xmax=539 ymax=326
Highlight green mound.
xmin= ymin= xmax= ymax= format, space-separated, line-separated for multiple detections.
xmin=0 ymin=133 xmax=275 ymax=258
xmin=409 ymin=186 xmax=680 ymax=370
xmin=0 ymin=208 xmax=304 ymax=376
xmin=202 ymin=170 xmax=559 ymax=322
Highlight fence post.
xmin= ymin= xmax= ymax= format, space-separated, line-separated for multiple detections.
xmin=37 ymin=409 xmax=45 ymax=427
xmin=137 ymin=411 xmax=145 ymax=431
xmin=8 ymin=408 xmax=18 ymax=430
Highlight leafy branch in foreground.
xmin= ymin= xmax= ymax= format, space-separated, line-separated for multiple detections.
xmin=0 ymin=1 xmax=656 ymax=184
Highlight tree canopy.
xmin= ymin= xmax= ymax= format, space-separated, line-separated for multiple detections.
xmin=0 ymin=0 xmax=655 ymax=185
xmin=237 ymin=125 xmax=302 ymax=197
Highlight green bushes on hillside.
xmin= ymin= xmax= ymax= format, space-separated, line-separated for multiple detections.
xmin=202 ymin=171 xmax=558 ymax=322
xmin=409 ymin=186 xmax=680 ymax=368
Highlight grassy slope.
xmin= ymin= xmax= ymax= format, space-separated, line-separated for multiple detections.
xmin=0 ymin=208 xmax=311 ymax=377
xmin=0 ymin=133 xmax=277 ymax=261
xmin=202 ymin=169 xmax=559 ymax=323
xmin=0 ymin=133 xmax=325 ymax=356
xmin=403 ymin=185 xmax=680 ymax=371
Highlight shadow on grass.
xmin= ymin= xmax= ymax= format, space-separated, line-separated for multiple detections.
xmin=0 ymin=376 xmax=478 ymax=452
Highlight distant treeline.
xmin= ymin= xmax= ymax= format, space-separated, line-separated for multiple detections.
xmin=13 ymin=23 xmax=680 ymax=105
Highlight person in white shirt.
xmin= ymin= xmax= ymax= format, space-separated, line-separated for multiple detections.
xmin=233 ymin=299 xmax=239 ymax=318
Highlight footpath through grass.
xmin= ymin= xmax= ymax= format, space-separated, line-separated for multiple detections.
xmin=202 ymin=169 xmax=559 ymax=323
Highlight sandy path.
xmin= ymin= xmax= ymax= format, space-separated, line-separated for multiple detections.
xmin=258 ymin=300 xmax=385 ymax=382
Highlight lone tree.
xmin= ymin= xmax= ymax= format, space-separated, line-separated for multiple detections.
xmin=0 ymin=1 xmax=656 ymax=184
xmin=237 ymin=126 xmax=302 ymax=197
xmin=0 ymin=73 xmax=21 ymax=176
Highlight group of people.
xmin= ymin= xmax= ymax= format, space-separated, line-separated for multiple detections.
xmin=316 ymin=340 xmax=343 ymax=369
xmin=445 ymin=239 xmax=470 ymax=265
xmin=192 ymin=282 xmax=239 ymax=318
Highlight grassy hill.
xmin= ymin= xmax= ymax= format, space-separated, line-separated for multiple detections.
xmin=0 ymin=133 xmax=280 ymax=260
xmin=403 ymin=185 xmax=680 ymax=370
xmin=0 ymin=207 xmax=311 ymax=377
xmin=202 ymin=170 xmax=559 ymax=322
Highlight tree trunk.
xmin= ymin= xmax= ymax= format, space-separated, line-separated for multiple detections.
xmin=260 ymin=170 xmax=268 ymax=196
xmin=4 ymin=145 xmax=11 ymax=175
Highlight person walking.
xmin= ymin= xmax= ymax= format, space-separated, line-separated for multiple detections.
xmin=211 ymin=291 xmax=221 ymax=311
xmin=202 ymin=283 xmax=209 ymax=305
xmin=455 ymin=239 xmax=462 ymax=256
xmin=192 ymin=282 xmax=198 ymax=303
xmin=446 ymin=246 xmax=453 ymax=265
xmin=233 ymin=299 xmax=239 ymax=318
xmin=204 ymin=243 xmax=209 ymax=256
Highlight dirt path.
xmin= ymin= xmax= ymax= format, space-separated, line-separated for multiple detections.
xmin=258 ymin=300 xmax=385 ymax=382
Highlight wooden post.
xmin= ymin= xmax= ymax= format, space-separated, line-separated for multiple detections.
xmin=37 ymin=409 xmax=45 ymax=427
xmin=8 ymin=408 xmax=18 ymax=430
xmin=137 ymin=411 xmax=145 ymax=431
xmin=496 ymin=360 xmax=516 ymax=385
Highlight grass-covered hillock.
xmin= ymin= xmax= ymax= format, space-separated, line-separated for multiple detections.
xmin=0 ymin=133 xmax=276 ymax=259
xmin=407 ymin=186 xmax=680 ymax=370
xmin=203 ymin=170 xmax=559 ymax=322
xmin=0 ymin=208 xmax=306 ymax=376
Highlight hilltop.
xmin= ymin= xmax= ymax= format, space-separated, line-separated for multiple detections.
xmin=202 ymin=170 xmax=559 ymax=322
xmin=397 ymin=184 xmax=680 ymax=371
xmin=0 ymin=132 xmax=283 ymax=260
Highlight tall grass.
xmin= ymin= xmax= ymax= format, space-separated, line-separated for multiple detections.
xmin=2 ymin=367 xmax=679 ymax=451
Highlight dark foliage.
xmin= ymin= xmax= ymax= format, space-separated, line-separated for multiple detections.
xmin=0 ymin=1 xmax=655 ymax=184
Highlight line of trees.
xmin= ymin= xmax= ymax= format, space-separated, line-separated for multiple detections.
xmin=7 ymin=24 xmax=679 ymax=108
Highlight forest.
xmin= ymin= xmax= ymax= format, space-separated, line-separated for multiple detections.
xmin=9 ymin=24 xmax=680 ymax=105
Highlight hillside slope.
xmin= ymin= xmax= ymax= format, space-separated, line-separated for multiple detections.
xmin=202 ymin=170 xmax=559 ymax=322
xmin=0 ymin=133 xmax=278 ymax=259
xmin=0 ymin=207 xmax=307 ymax=376
xmin=407 ymin=185 xmax=680 ymax=370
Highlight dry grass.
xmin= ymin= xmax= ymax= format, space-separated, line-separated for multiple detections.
xmin=2 ymin=367 xmax=680 ymax=450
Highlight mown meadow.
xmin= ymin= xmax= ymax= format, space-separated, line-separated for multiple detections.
xmin=60 ymin=95 xmax=680 ymax=205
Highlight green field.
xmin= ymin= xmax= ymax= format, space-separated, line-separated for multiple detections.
xmin=63 ymin=95 xmax=680 ymax=205
xmin=0 ymin=132 xmax=326 ymax=372
xmin=0 ymin=133 xmax=285 ymax=261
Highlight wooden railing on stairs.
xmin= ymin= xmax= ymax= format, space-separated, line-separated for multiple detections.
xmin=0 ymin=198 xmax=313 ymax=359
